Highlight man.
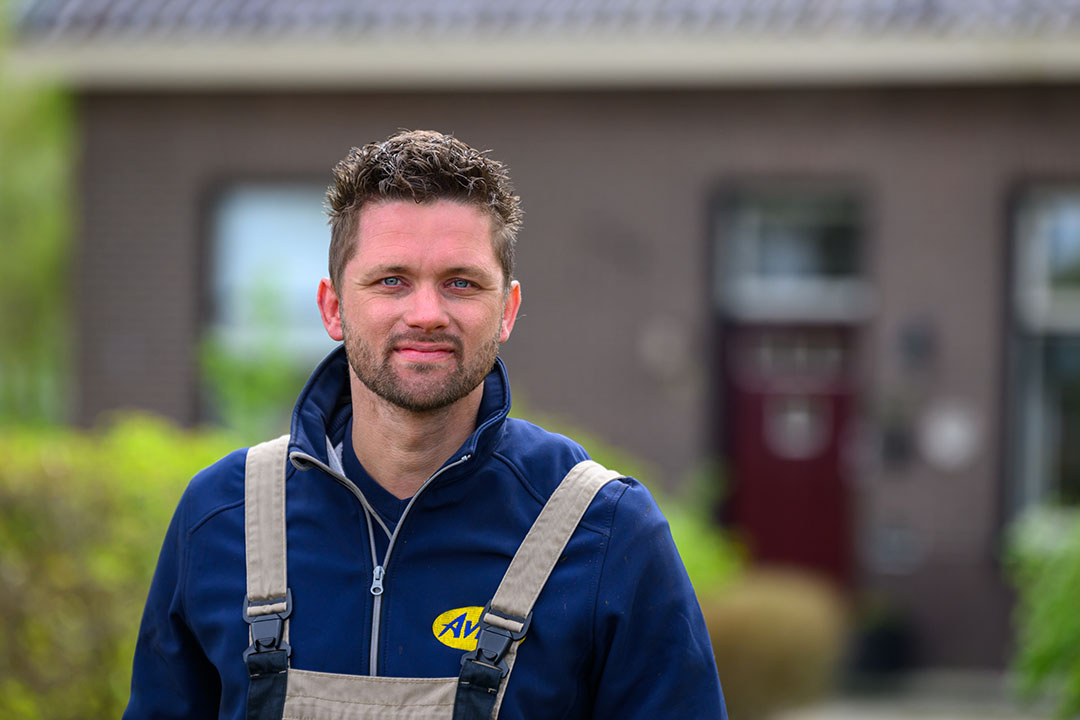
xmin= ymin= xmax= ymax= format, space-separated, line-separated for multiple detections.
xmin=125 ymin=130 xmax=726 ymax=719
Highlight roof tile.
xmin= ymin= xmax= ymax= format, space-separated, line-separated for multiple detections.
xmin=14 ymin=0 xmax=1080 ymax=42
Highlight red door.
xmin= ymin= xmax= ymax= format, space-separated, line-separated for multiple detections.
xmin=723 ymin=324 xmax=855 ymax=586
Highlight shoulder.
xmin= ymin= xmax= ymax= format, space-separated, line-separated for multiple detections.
xmin=175 ymin=446 xmax=250 ymax=535
xmin=495 ymin=417 xmax=652 ymax=531
xmin=494 ymin=417 xmax=591 ymax=496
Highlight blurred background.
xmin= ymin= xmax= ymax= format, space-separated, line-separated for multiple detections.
xmin=3 ymin=1 xmax=1080 ymax=718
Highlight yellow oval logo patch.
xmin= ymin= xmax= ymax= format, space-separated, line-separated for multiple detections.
xmin=432 ymin=606 xmax=484 ymax=650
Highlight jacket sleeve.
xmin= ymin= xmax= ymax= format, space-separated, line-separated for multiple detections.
xmin=590 ymin=480 xmax=728 ymax=719
xmin=123 ymin=489 xmax=222 ymax=719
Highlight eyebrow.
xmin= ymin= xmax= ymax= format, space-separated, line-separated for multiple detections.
xmin=359 ymin=264 xmax=498 ymax=283
xmin=443 ymin=265 xmax=497 ymax=281
xmin=363 ymin=265 xmax=409 ymax=278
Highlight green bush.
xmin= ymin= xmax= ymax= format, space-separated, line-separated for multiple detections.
xmin=1007 ymin=508 xmax=1080 ymax=719
xmin=662 ymin=499 xmax=743 ymax=596
xmin=700 ymin=569 xmax=847 ymax=720
xmin=0 ymin=416 xmax=237 ymax=719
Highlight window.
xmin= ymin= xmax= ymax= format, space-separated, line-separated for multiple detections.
xmin=715 ymin=189 xmax=872 ymax=323
xmin=1011 ymin=188 xmax=1080 ymax=510
xmin=203 ymin=184 xmax=336 ymax=434
xmin=208 ymin=184 xmax=335 ymax=361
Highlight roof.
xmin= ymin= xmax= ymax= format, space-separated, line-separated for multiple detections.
xmin=16 ymin=0 xmax=1080 ymax=41
xmin=11 ymin=0 xmax=1080 ymax=89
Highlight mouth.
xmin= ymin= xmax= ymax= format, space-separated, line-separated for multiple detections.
xmin=392 ymin=344 xmax=457 ymax=363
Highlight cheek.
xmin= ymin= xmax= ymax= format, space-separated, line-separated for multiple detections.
xmin=451 ymin=312 xmax=496 ymax=343
xmin=348 ymin=298 xmax=396 ymax=327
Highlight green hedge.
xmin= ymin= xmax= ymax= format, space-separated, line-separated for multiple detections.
xmin=1008 ymin=509 xmax=1080 ymax=719
xmin=0 ymin=417 xmax=236 ymax=719
xmin=1 ymin=413 xmax=846 ymax=719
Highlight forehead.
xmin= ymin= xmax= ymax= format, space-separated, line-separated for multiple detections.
xmin=351 ymin=199 xmax=499 ymax=268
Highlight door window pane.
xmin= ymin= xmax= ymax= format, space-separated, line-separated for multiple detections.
xmin=737 ymin=194 xmax=860 ymax=280
xmin=715 ymin=189 xmax=870 ymax=323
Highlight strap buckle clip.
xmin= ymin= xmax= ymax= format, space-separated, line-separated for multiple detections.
xmin=459 ymin=604 xmax=532 ymax=678
xmin=243 ymin=589 xmax=293 ymax=663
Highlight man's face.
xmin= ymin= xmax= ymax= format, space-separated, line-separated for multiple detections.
xmin=318 ymin=199 xmax=520 ymax=413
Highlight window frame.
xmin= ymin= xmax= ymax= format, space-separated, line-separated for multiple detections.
xmin=1006 ymin=184 xmax=1080 ymax=516
xmin=711 ymin=184 xmax=874 ymax=324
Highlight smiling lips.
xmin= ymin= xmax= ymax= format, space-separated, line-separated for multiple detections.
xmin=396 ymin=347 xmax=454 ymax=362
xmin=392 ymin=340 xmax=458 ymax=364
xmin=389 ymin=333 xmax=463 ymax=364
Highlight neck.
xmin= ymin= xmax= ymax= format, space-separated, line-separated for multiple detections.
xmin=348 ymin=378 xmax=484 ymax=499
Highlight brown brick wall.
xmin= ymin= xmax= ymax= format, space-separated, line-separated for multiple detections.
xmin=75 ymin=85 xmax=1080 ymax=667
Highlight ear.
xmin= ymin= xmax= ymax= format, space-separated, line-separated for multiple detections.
xmin=499 ymin=280 xmax=522 ymax=343
xmin=317 ymin=278 xmax=344 ymax=341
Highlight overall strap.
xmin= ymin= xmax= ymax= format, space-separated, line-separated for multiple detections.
xmin=454 ymin=460 xmax=622 ymax=720
xmin=243 ymin=434 xmax=293 ymax=720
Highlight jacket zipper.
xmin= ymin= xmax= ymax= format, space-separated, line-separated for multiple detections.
xmin=367 ymin=453 xmax=471 ymax=675
xmin=288 ymin=449 xmax=473 ymax=676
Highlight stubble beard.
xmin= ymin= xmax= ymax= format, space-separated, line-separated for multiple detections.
xmin=341 ymin=317 xmax=501 ymax=413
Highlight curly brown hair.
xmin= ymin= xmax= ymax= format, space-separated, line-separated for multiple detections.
xmin=325 ymin=130 xmax=523 ymax=292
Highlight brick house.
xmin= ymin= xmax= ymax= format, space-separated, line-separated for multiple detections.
xmin=13 ymin=0 xmax=1080 ymax=669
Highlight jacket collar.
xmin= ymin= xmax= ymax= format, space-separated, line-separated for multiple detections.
xmin=288 ymin=345 xmax=511 ymax=475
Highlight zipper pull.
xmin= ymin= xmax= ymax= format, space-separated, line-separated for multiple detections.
xmin=370 ymin=565 xmax=385 ymax=596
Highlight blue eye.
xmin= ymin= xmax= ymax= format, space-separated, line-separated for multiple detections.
xmin=381 ymin=277 xmax=402 ymax=287
xmin=449 ymin=279 xmax=472 ymax=289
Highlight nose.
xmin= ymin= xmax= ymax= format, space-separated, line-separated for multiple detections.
xmin=403 ymin=284 xmax=450 ymax=332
